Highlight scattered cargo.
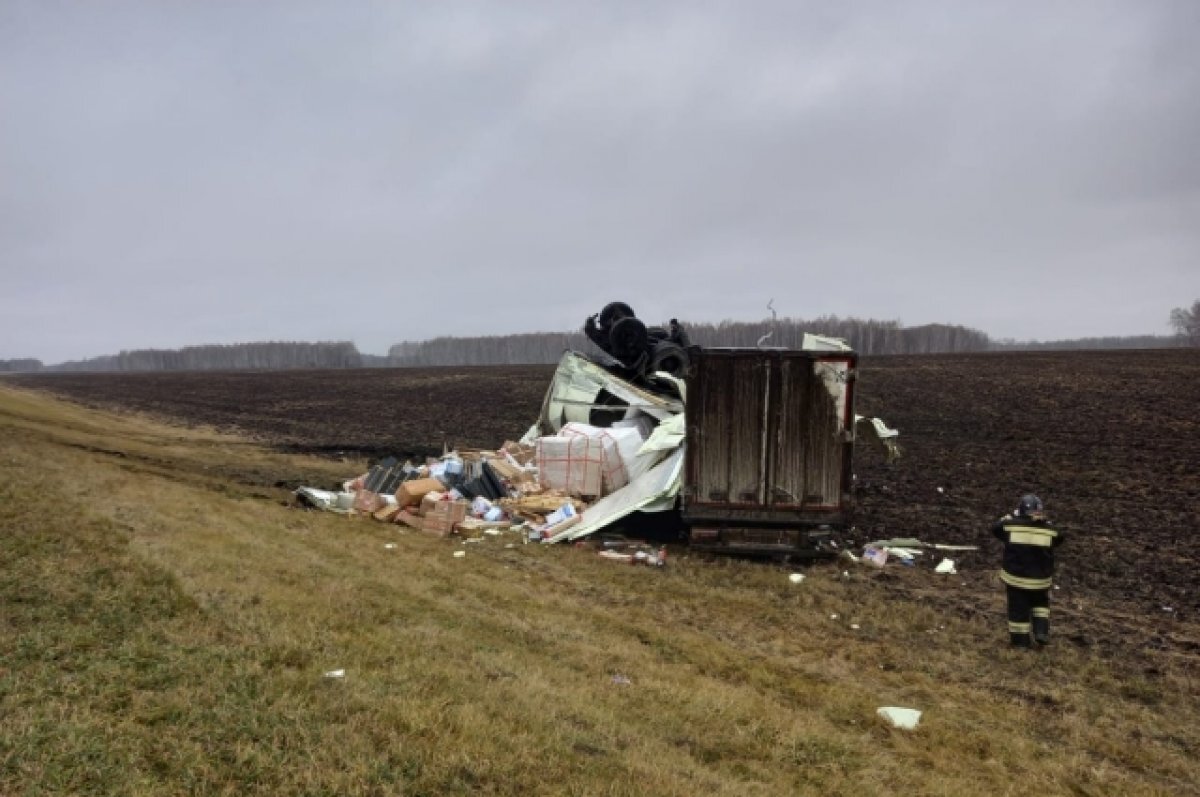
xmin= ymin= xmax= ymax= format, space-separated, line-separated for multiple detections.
xmin=294 ymin=302 xmax=900 ymax=560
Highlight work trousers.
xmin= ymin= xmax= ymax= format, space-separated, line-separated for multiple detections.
xmin=1006 ymin=585 xmax=1050 ymax=646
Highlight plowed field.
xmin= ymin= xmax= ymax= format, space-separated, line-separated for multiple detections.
xmin=9 ymin=348 xmax=1200 ymax=659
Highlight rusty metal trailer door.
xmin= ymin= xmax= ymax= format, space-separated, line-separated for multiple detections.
xmin=682 ymin=348 xmax=856 ymax=554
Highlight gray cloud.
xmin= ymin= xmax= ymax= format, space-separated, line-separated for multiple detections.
xmin=2 ymin=0 xmax=1198 ymax=362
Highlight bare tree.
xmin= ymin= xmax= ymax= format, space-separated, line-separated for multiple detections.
xmin=1170 ymin=300 xmax=1200 ymax=345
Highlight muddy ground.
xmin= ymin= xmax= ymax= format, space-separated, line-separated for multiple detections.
xmin=9 ymin=348 xmax=1199 ymax=659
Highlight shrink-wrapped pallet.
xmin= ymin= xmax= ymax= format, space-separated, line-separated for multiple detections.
xmin=536 ymin=435 xmax=604 ymax=497
xmin=561 ymin=422 xmax=654 ymax=494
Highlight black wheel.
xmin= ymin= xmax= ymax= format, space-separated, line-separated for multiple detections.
xmin=609 ymin=317 xmax=648 ymax=361
xmin=649 ymin=340 xmax=689 ymax=377
xmin=599 ymin=302 xmax=635 ymax=332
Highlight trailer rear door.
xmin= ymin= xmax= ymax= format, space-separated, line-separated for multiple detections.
xmin=684 ymin=348 xmax=856 ymax=529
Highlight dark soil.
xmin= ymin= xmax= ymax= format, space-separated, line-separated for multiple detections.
xmin=9 ymin=348 xmax=1200 ymax=658
xmin=7 ymin=366 xmax=549 ymax=460
xmin=848 ymin=349 xmax=1200 ymax=659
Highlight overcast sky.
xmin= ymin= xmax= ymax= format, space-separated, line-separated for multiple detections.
xmin=2 ymin=1 xmax=1197 ymax=362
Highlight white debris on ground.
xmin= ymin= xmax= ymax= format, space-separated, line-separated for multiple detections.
xmin=847 ymin=538 xmax=981 ymax=575
xmin=877 ymin=707 xmax=922 ymax=730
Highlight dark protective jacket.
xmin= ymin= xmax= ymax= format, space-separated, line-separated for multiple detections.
xmin=991 ymin=515 xmax=1065 ymax=590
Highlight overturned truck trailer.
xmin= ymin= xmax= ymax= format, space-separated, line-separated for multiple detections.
xmin=683 ymin=347 xmax=856 ymax=557
xmin=535 ymin=339 xmax=892 ymax=556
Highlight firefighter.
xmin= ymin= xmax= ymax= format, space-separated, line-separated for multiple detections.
xmin=992 ymin=494 xmax=1065 ymax=648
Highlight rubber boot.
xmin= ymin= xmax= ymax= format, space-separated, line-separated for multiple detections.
xmin=1033 ymin=618 xmax=1050 ymax=645
xmin=1010 ymin=632 xmax=1032 ymax=649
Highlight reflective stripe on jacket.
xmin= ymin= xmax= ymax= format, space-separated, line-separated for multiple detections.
xmin=992 ymin=517 xmax=1064 ymax=590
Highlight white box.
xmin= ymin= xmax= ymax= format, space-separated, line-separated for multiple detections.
xmin=536 ymin=435 xmax=604 ymax=497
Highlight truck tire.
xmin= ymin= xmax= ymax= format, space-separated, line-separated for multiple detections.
xmin=599 ymin=302 xmax=635 ymax=332
xmin=649 ymin=340 xmax=689 ymax=377
xmin=609 ymin=317 xmax=648 ymax=361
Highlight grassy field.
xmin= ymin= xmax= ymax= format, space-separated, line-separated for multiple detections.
xmin=2 ymin=384 xmax=1198 ymax=796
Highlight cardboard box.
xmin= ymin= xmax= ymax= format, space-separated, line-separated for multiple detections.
xmin=419 ymin=494 xmax=434 ymax=517
xmin=419 ymin=492 xmax=451 ymax=517
xmin=394 ymin=509 xmax=423 ymax=529
xmin=486 ymin=457 xmax=532 ymax=484
xmin=372 ymin=504 xmax=401 ymax=522
xmin=502 ymin=441 xmax=536 ymax=465
xmin=421 ymin=500 xmax=469 ymax=537
xmin=395 ymin=477 xmax=445 ymax=508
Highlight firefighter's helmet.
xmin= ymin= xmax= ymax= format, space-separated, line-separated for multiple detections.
xmin=1017 ymin=494 xmax=1044 ymax=518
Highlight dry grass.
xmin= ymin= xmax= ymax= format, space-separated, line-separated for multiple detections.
xmin=2 ymin=384 xmax=1198 ymax=796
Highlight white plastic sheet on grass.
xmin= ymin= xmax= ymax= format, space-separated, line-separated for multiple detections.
xmin=877 ymin=706 xmax=922 ymax=730
xmin=294 ymin=487 xmax=354 ymax=514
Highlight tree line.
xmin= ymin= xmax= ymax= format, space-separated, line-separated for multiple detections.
xmin=388 ymin=332 xmax=595 ymax=367
xmin=49 ymin=341 xmax=362 ymax=372
xmin=991 ymin=334 xmax=1182 ymax=351
xmin=0 ymin=358 xmax=44 ymax=373
xmin=3 ymin=304 xmax=1194 ymax=374
xmin=386 ymin=317 xmax=996 ymax=365
xmin=386 ymin=308 xmax=1195 ymax=365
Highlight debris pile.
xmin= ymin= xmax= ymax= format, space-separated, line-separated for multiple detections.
xmin=294 ymin=303 xmax=902 ymax=558
xmin=294 ymin=348 xmax=690 ymax=549
xmin=838 ymin=537 xmax=978 ymax=573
